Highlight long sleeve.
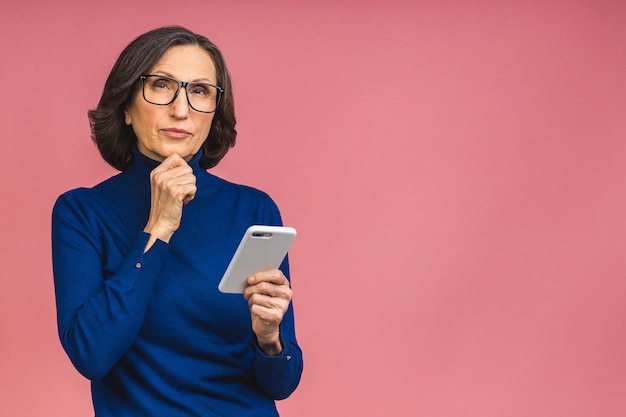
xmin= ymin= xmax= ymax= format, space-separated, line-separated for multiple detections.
xmin=252 ymin=288 xmax=304 ymax=399
xmin=52 ymin=192 xmax=171 ymax=380
xmin=250 ymin=220 xmax=304 ymax=399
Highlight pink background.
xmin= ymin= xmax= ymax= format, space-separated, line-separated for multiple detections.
xmin=1 ymin=0 xmax=625 ymax=416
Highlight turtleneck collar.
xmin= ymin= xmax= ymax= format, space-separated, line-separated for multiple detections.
xmin=128 ymin=145 xmax=204 ymax=171
xmin=120 ymin=145 xmax=207 ymax=193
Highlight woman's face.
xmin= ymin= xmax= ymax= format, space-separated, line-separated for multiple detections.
xmin=125 ymin=44 xmax=217 ymax=162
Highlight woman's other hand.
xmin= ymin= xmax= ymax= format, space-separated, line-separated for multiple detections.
xmin=243 ymin=270 xmax=292 ymax=356
xmin=143 ymin=153 xmax=196 ymax=251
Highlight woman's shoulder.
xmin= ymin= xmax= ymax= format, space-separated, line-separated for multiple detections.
xmin=53 ymin=173 xmax=127 ymax=212
xmin=55 ymin=186 xmax=97 ymax=207
xmin=201 ymin=173 xmax=282 ymax=220
xmin=205 ymin=172 xmax=276 ymax=203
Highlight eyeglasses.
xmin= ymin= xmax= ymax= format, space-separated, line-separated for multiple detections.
xmin=139 ymin=74 xmax=223 ymax=113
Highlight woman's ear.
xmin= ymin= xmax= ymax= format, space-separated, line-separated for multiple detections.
xmin=124 ymin=108 xmax=132 ymax=125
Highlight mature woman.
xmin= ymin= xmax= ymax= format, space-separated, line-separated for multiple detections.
xmin=52 ymin=26 xmax=303 ymax=416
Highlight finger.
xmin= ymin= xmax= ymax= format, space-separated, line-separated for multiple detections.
xmin=152 ymin=174 xmax=195 ymax=200
xmin=181 ymin=184 xmax=197 ymax=204
xmin=247 ymin=270 xmax=289 ymax=286
xmin=248 ymin=292 xmax=289 ymax=313
xmin=150 ymin=172 xmax=194 ymax=199
xmin=244 ymin=280 xmax=292 ymax=303
xmin=153 ymin=166 xmax=194 ymax=184
xmin=152 ymin=164 xmax=196 ymax=192
xmin=249 ymin=304 xmax=286 ymax=325
xmin=159 ymin=153 xmax=189 ymax=170
xmin=150 ymin=155 xmax=192 ymax=182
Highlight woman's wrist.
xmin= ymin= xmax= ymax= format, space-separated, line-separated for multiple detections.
xmin=256 ymin=333 xmax=283 ymax=356
xmin=143 ymin=223 xmax=174 ymax=252
xmin=144 ymin=221 xmax=174 ymax=242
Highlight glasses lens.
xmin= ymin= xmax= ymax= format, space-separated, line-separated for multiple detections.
xmin=143 ymin=76 xmax=179 ymax=105
xmin=187 ymin=83 xmax=220 ymax=113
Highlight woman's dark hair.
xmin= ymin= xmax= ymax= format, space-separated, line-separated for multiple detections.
xmin=88 ymin=26 xmax=236 ymax=170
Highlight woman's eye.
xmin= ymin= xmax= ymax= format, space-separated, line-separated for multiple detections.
xmin=190 ymin=85 xmax=210 ymax=96
xmin=152 ymin=79 xmax=171 ymax=89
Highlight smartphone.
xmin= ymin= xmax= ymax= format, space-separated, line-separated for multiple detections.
xmin=218 ymin=225 xmax=297 ymax=294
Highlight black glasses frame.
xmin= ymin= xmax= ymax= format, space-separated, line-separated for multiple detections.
xmin=139 ymin=74 xmax=224 ymax=113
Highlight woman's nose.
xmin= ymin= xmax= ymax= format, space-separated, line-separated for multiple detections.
xmin=169 ymin=89 xmax=190 ymax=118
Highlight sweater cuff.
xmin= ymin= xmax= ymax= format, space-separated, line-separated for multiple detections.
xmin=138 ymin=231 xmax=170 ymax=259
xmin=120 ymin=232 xmax=171 ymax=295
xmin=252 ymin=339 xmax=303 ymax=399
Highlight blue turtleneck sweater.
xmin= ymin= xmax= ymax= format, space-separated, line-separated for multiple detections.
xmin=52 ymin=148 xmax=303 ymax=416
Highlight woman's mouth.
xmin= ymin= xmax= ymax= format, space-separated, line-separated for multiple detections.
xmin=161 ymin=128 xmax=191 ymax=139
